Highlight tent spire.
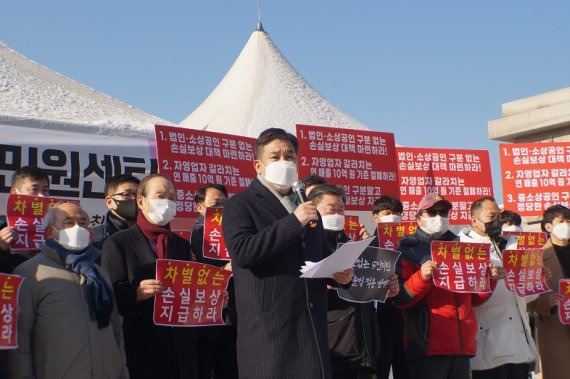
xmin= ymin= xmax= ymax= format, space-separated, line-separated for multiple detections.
xmin=256 ymin=0 xmax=264 ymax=31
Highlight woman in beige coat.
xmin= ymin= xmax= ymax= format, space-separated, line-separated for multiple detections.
xmin=528 ymin=205 xmax=570 ymax=379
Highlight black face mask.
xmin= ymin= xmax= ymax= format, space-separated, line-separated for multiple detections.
xmin=113 ymin=199 xmax=137 ymax=221
xmin=482 ymin=218 xmax=503 ymax=239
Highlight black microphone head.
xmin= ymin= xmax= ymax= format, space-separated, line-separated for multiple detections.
xmin=291 ymin=180 xmax=305 ymax=194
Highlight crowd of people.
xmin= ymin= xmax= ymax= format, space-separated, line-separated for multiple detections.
xmin=0 ymin=127 xmax=569 ymax=379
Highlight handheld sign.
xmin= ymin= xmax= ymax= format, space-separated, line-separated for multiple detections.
xmin=154 ymin=260 xmax=232 ymax=327
xmin=377 ymin=222 xmax=417 ymax=249
xmin=502 ymin=249 xmax=550 ymax=297
xmin=500 ymin=142 xmax=570 ymax=216
xmin=397 ymin=147 xmax=493 ymax=224
xmin=6 ymin=194 xmax=79 ymax=250
xmin=502 ymin=231 xmax=547 ymax=250
xmin=344 ymin=215 xmax=361 ymax=242
xmin=431 ymin=241 xmax=491 ymax=293
xmin=558 ymin=279 xmax=570 ymax=325
xmin=202 ymin=207 xmax=229 ymax=261
xmin=296 ymin=124 xmax=399 ymax=211
xmin=337 ymin=247 xmax=400 ymax=303
xmin=154 ymin=125 xmax=256 ymax=221
xmin=0 ymin=273 xmax=24 ymax=349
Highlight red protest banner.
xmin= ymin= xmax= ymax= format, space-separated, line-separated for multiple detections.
xmin=203 ymin=207 xmax=229 ymax=261
xmin=558 ymin=279 xmax=570 ymax=325
xmin=0 ymin=273 xmax=24 ymax=349
xmin=397 ymin=147 xmax=493 ymax=224
xmin=499 ymin=142 xmax=570 ymax=217
xmin=154 ymin=125 xmax=256 ymax=221
xmin=502 ymin=249 xmax=550 ymax=297
xmin=431 ymin=241 xmax=491 ymax=293
xmin=6 ymin=194 xmax=79 ymax=250
xmin=377 ymin=222 xmax=417 ymax=249
xmin=154 ymin=260 xmax=232 ymax=327
xmin=344 ymin=215 xmax=361 ymax=242
xmin=502 ymin=231 xmax=547 ymax=250
xmin=174 ymin=231 xmax=191 ymax=241
xmin=296 ymin=124 xmax=399 ymax=211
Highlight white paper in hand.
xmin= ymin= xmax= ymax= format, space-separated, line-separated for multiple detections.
xmin=300 ymin=261 xmax=318 ymax=274
xmin=300 ymin=237 xmax=375 ymax=278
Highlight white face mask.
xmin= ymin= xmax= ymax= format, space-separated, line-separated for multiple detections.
xmin=57 ymin=224 xmax=91 ymax=252
xmin=552 ymin=222 xmax=570 ymax=241
xmin=502 ymin=224 xmax=522 ymax=232
xmin=380 ymin=214 xmax=402 ymax=223
xmin=420 ymin=215 xmax=449 ymax=236
xmin=263 ymin=161 xmax=298 ymax=189
xmin=146 ymin=199 xmax=177 ymax=226
xmin=321 ymin=214 xmax=345 ymax=231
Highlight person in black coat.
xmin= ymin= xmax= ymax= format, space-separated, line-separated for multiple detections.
xmin=92 ymin=173 xmax=140 ymax=250
xmin=190 ymin=183 xmax=238 ymax=379
xmin=101 ymin=173 xmax=198 ymax=379
xmin=309 ymin=184 xmax=381 ymax=378
xmin=222 ymin=128 xmax=354 ymax=379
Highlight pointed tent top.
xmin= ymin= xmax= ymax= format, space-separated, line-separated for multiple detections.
xmin=256 ymin=0 xmax=264 ymax=32
xmin=180 ymin=30 xmax=368 ymax=137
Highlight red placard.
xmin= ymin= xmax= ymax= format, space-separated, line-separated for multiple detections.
xmin=344 ymin=215 xmax=361 ymax=242
xmin=558 ymin=279 xmax=570 ymax=325
xmin=296 ymin=124 xmax=399 ymax=211
xmin=377 ymin=222 xmax=417 ymax=249
xmin=502 ymin=231 xmax=547 ymax=249
xmin=502 ymin=249 xmax=550 ymax=297
xmin=154 ymin=259 xmax=232 ymax=327
xmin=154 ymin=125 xmax=256 ymax=221
xmin=202 ymin=207 xmax=229 ymax=261
xmin=174 ymin=231 xmax=191 ymax=241
xmin=6 ymin=194 xmax=79 ymax=250
xmin=0 ymin=273 xmax=24 ymax=349
xmin=397 ymin=147 xmax=493 ymax=224
xmin=431 ymin=241 xmax=491 ymax=293
xmin=499 ymin=142 xmax=570 ymax=216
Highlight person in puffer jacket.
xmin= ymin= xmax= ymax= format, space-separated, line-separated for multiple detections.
xmin=393 ymin=193 xmax=499 ymax=379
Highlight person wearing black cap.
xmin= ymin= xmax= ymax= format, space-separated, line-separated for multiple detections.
xmin=393 ymin=193 xmax=499 ymax=379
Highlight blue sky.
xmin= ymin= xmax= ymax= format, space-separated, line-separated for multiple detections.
xmin=2 ymin=1 xmax=569 ymax=203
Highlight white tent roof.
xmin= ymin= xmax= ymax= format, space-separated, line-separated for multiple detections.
xmin=0 ymin=42 xmax=169 ymax=138
xmin=180 ymin=28 xmax=369 ymax=137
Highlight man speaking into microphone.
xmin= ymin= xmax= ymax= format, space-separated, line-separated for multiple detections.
xmin=223 ymin=128 xmax=354 ymax=379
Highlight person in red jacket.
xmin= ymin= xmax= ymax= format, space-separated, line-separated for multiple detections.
xmin=393 ymin=193 xmax=499 ymax=379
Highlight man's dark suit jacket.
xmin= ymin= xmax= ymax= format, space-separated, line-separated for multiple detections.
xmin=101 ymin=224 xmax=197 ymax=379
xmin=222 ymin=177 xmax=333 ymax=379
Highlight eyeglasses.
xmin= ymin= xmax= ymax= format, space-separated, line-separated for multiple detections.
xmin=110 ymin=191 xmax=137 ymax=200
xmin=424 ymin=209 xmax=449 ymax=217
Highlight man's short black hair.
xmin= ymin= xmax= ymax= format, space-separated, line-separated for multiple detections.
xmin=308 ymin=184 xmax=345 ymax=206
xmin=301 ymin=175 xmax=326 ymax=189
xmin=470 ymin=196 xmax=497 ymax=217
xmin=194 ymin=184 xmax=229 ymax=205
xmin=372 ymin=195 xmax=403 ymax=215
xmin=254 ymin=128 xmax=299 ymax=158
xmin=541 ymin=205 xmax=570 ymax=232
xmin=11 ymin=165 xmax=50 ymax=189
xmin=104 ymin=174 xmax=141 ymax=196
xmin=500 ymin=210 xmax=522 ymax=227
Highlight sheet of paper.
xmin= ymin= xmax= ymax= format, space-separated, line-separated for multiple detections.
xmin=300 ymin=237 xmax=375 ymax=279
xmin=300 ymin=261 xmax=318 ymax=274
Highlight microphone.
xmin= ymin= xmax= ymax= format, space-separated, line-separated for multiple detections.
xmin=291 ymin=181 xmax=318 ymax=229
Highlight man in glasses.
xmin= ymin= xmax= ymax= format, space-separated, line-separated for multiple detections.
xmin=93 ymin=174 xmax=140 ymax=249
xmin=393 ymin=193 xmax=498 ymax=379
